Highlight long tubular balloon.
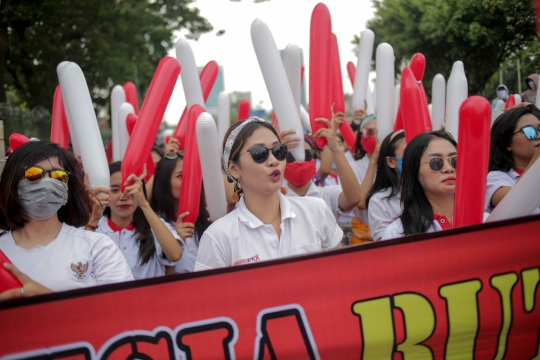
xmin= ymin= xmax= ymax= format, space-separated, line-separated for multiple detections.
xmin=196 ymin=112 xmax=227 ymax=221
xmin=428 ymin=104 xmax=433 ymax=119
xmin=504 ymin=94 xmax=516 ymax=109
xmin=118 ymin=102 xmax=134 ymax=159
xmin=299 ymin=105 xmax=312 ymax=133
xmin=309 ymin=4 xmax=332 ymax=149
xmin=51 ymin=85 xmax=69 ymax=148
xmin=487 ymin=154 xmax=540 ymax=222
xmin=375 ymin=43 xmax=395 ymax=142
xmin=372 ymin=83 xmax=377 ymax=112
xmin=123 ymin=113 xmax=155 ymax=178
xmin=58 ymin=62 xmax=109 ymax=190
xmin=251 ymin=18 xmax=305 ymax=160
xmin=330 ymin=34 xmax=355 ymax=148
xmin=179 ymin=105 xmax=205 ymax=224
xmin=122 ymin=56 xmax=180 ymax=190
xmin=410 ymin=53 xmax=431 ymax=131
xmin=445 ymin=61 xmax=468 ymax=140
xmin=111 ymin=85 xmax=126 ymax=162
xmin=218 ymin=91 xmax=230 ymax=145
xmin=394 ymin=84 xmax=400 ymax=121
xmin=400 ymin=67 xmax=426 ymax=143
xmin=454 ymin=96 xmax=491 ymax=227
xmin=365 ymin=82 xmax=375 ymax=115
xmin=126 ymin=113 xmax=138 ymax=136
xmin=173 ymin=60 xmax=219 ymax=149
xmin=352 ymin=29 xmax=375 ymax=111
xmin=237 ymin=99 xmax=250 ymax=121
xmin=176 ymin=39 xmax=205 ymax=108
xmin=9 ymin=133 xmax=30 ymax=150
xmin=283 ymin=44 xmax=302 ymax=110
xmin=536 ymin=88 xmax=540 ymax=109
xmin=123 ymin=81 xmax=139 ymax=115
xmin=347 ymin=61 xmax=355 ymax=87
xmin=491 ymin=100 xmax=505 ymax=125
xmin=56 ymin=61 xmax=80 ymax=157
xmin=431 ymin=74 xmax=446 ymax=131
xmin=514 ymin=94 xmax=522 ymax=105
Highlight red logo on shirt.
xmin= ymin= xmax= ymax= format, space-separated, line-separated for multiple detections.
xmin=234 ymin=255 xmax=260 ymax=266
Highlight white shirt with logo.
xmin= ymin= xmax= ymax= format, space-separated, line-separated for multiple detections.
xmin=194 ymin=192 xmax=343 ymax=271
xmin=0 ymin=223 xmax=133 ymax=292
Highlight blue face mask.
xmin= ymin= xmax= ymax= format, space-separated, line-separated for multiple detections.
xmin=390 ymin=157 xmax=402 ymax=175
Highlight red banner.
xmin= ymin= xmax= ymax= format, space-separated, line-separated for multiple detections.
xmin=1 ymin=215 xmax=540 ymax=359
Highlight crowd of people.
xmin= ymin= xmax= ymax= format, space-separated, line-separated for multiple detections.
xmin=0 ymin=100 xmax=539 ymax=300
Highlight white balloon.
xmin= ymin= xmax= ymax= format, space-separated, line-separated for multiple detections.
xmin=428 ymin=104 xmax=433 ymax=120
xmin=118 ymin=102 xmax=135 ymax=158
xmin=375 ymin=43 xmax=395 ymax=142
xmin=56 ymin=61 xmax=80 ymax=157
xmin=217 ymin=91 xmax=230 ymax=146
xmin=352 ymin=29 xmax=375 ymax=111
xmin=491 ymin=99 xmax=505 ymax=126
xmin=365 ymin=83 xmax=375 ymax=115
xmin=394 ymin=84 xmax=401 ymax=121
xmin=283 ymin=43 xmax=305 ymax=131
xmin=111 ymin=85 xmax=126 ymax=162
xmin=431 ymin=74 xmax=446 ymax=131
xmin=196 ymin=112 xmax=227 ymax=221
xmin=487 ymin=158 xmax=540 ymax=222
xmin=445 ymin=61 xmax=468 ymax=140
xmin=536 ymin=88 xmax=540 ymax=109
xmin=175 ymin=39 xmax=205 ymax=108
xmin=300 ymin=105 xmax=312 ymax=133
xmin=514 ymin=94 xmax=522 ymax=105
xmin=58 ymin=62 xmax=109 ymax=190
xmin=251 ymin=18 xmax=304 ymax=161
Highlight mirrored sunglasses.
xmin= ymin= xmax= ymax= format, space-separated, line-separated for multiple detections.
xmin=513 ymin=125 xmax=540 ymax=140
xmin=24 ymin=166 xmax=70 ymax=183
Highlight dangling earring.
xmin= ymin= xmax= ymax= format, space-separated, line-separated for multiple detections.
xmin=232 ymin=182 xmax=241 ymax=203
xmin=280 ymin=187 xmax=288 ymax=195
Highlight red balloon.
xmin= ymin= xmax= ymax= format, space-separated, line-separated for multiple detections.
xmin=309 ymin=3 xmax=332 ymax=149
xmin=126 ymin=114 xmax=138 ymax=136
xmin=410 ymin=53 xmax=432 ymax=131
xmin=9 ymin=133 xmax=30 ymax=151
xmin=122 ymin=113 xmax=154 ymax=175
xmin=401 ymin=67 xmax=427 ymax=143
xmin=178 ymin=105 xmax=205 ymax=224
xmin=394 ymin=106 xmax=404 ymax=131
xmin=237 ymin=99 xmax=250 ymax=122
xmin=50 ymin=85 xmax=69 ymax=148
xmin=173 ymin=60 xmax=219 ymax=150
xmin=122 ymin=56 xmax=180 ymax=190
xmin=504 ymin=94 xmax=516 ymax=109
xmin=454 ymin=96 xmax=491 ymax=227
xmin=123 ymin=81 xmax=139 ymax=115
xmin=330 ymin=34 xmax=355 ymax=148
xmin=347 ymin=61 xmax=356 ymax=87
xmin=105 ymin=140 xmax=113 ymax=164
xmin=301 ymin=65 xmax=305 ymax=85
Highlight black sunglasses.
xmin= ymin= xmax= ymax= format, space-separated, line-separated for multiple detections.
xmin=286 ymin=149 xmax=317 ymax=163
xmin=513 ymin=125 xmax=540 ymax=140
xmin=421 ymin=155 xmax=457 ymax=172
xmin=240 ymin=144 xmax=288 ymax=163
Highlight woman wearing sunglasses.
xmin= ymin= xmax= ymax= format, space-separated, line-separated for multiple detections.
xmin=366 ymin=130 xmax=406 ymax=241
xmin=382 ymin=131 xmax=457 ymax=240
xmin=0 ymin=141 xmax=133 ymax=299
xmin=88 ymin=161 xmax=183 ymax=280
xmin=149 ymin=151 xmax=211 ymax=273
xmin=194 ymin=117 xmax=343 ymax=270
xmin=486 ymin=106 xmax=540 ymax=214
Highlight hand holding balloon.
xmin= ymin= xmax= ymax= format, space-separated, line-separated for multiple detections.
xmin=279 ymin=130 xmax=301 ymax=150
xmin=175 ymin=212 xmax=195 ymax=241
xmin=165 ymin=137 xmax=180 ymax=154
xmin=331 ymin=103 xmax=345 ymax=128
xmin=84 ymin=173 xmax=109 ymax=226
xmin=314 ymin=118 xmax=340 ymax=153
xmin=123 ymin=165 xmax=148 ymax=208
xmin=0 ymin=263 xmax=53 ymax=301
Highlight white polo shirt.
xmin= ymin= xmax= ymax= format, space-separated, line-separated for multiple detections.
xmin=0 ymin=223 xmax=133 ymax=292
xmin=368 ymin=188 xmax=402 ymax=241
xmin=349 ymin=155 xmax=371 ymax=183
xmin=381 ymin=218 xmax=442 ymax=240
xmin=285 ymin=181 xmax=343 ymax=220
xmin=485 ymin=170 xmax=540 ymax=214
xmin=160 ymin=218 xmax=198 ymax=274
xmin=194 ymin=192 xmax=343 ymax=271
xmin=95 ymin=216 xmax=181 ymax=280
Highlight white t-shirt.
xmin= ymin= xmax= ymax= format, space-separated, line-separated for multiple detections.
xmin=381 ymin=218 xmax=442 ymax=240
xmin=485 ymin=170 xmax=540 ymax=214
xmin=285 ymin=181 xmax=343 ymax=220
xmin=160 ymin=218 xmax=198 ymax=274
xmin=95 ymin=216 xmax=181 ymax=280
xmin=194 ymin=192 xmax=343 ymax=271
xmin=0 ymin=223 xmax=133 ymax=291
xmin=368 ymin=188 xmax=402 ymax=241
xmin=349 ymin=155 xmax=371 ymax=183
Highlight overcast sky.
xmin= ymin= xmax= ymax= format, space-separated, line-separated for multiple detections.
xmin=163 ymin=0 xmax=376 ymax=125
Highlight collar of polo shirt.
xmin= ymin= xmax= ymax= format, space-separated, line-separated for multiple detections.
xmin=237 ymin=192 xmax=296 ymax=228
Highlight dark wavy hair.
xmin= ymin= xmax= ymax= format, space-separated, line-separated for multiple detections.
xmin=0 ymin=141 xmax=92 ymax=230
xmin=150 ymin=154 xmax=211 ymax=244
xmin=105 ymin=162 xmax=155 ymax=265
xmin=489 ymin=106 xmax=540 ymax=172
xmin=352 ymin=129 xmax=367 ymax=160
xmin=399 ymin=131 xmax=457 ymax=236
xmin=366 ymin=131 xmax=406 ymax=208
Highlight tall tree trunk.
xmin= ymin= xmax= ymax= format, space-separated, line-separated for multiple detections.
xmin=0 ymin=0 xmax=10 ymax=104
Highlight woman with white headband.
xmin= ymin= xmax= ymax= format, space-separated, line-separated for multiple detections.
xmin=194 ymin=117 xmax=343 ymax=270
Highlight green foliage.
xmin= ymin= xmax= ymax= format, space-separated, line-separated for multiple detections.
xmin=1 ymin=0 xmax=212 ymax=111
xmin=357 ymin=0 xmax=537 ymax=99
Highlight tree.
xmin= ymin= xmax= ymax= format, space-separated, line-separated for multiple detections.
xmin=0 ymin=0 xmax=212 ymax=111
xmin=356 ymin=0 xmax=537 ymax=98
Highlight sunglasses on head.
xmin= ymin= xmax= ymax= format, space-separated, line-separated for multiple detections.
xmin=286 ymin=149 xmax=317 ymax=163
xmin=421 ymin=155 xmax=457 ymax=172
xmin=164 ymin=151 xmax=184 ymax=160
xmin=24 ymin=166 xmax=70 ymax=184
xmin=513 ymin=125 xmax=540 ymax=140
xmin=362 ymin=128 xmax=375 ymax=139
xmin=240 ymin=144 xmax=288 ymax=163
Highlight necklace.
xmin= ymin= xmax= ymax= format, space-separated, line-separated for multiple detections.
xmin=264 ymin=207 xmax=280 ymax=225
